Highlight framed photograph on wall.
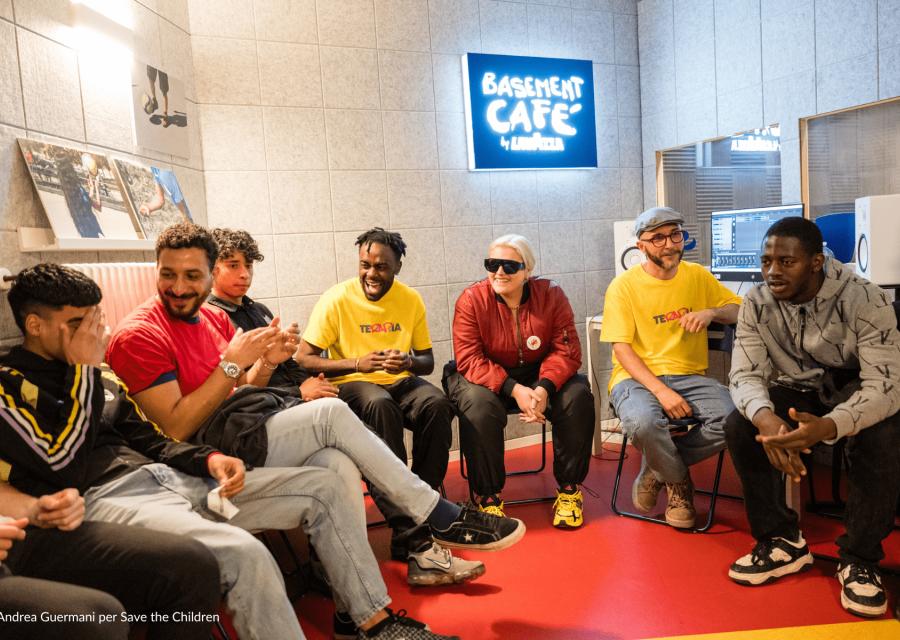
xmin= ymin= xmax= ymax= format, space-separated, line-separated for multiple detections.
xmin=17 ymin=139 xmax=141 ymax=240
xmin=113 ymin=158 xmax=192 ymax=240
xmin=131 ymin=60 xmax=190 ymax=158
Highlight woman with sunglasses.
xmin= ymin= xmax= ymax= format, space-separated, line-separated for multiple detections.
xmin=444 ymin=235 xmax=595 ymax=528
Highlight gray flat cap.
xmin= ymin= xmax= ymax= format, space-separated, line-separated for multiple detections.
xmin=634 ymin=206 xmax=684 ymax=236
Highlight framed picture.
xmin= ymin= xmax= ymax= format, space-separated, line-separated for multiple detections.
xmin=131 ymin=61 xmax=190 ymax=158
xmin=113 ymin=158 xmax=192 ymax=240
xmin=18 ymin=139 xmax=140 ymax=240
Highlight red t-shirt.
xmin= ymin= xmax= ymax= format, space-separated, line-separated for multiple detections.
xmin=106 ymin=297 xmax=235 ymax=396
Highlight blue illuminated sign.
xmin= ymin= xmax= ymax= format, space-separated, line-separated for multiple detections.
xmin=462 ymin=53 xmax=597 ymax=170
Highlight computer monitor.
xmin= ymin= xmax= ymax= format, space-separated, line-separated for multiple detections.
xmin=710 ymin=204 xmax=804 ymax=281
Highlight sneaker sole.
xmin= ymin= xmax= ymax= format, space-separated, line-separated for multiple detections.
xmin=665 ymin=513 xmax=696 ymax=529
xmin=408 ymin=563 xmax=486 ymax=586
xmin=553 ymin=516 xmax=584 ymax=530
xmin=729 ymin=553 xmax=814 ymax=586
xmin=437 ymin=519 xmax=526 ymax=552
xmin=631 ymin=482 xmax=657 ymax=514
xmin=840 ymin=590 xmax=887 ymax=618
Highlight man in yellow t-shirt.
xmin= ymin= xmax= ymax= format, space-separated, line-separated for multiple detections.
xmin=600 ymin=207 xmax=741 ymax=529
xmin=297 ymin=228 xmax=457 ymax=573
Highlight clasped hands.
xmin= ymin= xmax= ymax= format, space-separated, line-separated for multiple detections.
xmin=754 ymin=408 xmax=838 ymax=483
xmin=512 ymin=384 xmax=548 ymax=424
xmin=355 ymin=349 xmax=413 ymax=374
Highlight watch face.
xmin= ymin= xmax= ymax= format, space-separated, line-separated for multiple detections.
xmin=221 ymin=361 xmax=241 ymax=378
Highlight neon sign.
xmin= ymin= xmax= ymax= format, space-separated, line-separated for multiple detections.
xmin=462 ymin=53 xmax=597 ymax=170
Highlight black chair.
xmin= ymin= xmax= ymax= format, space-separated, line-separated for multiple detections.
xmin=443 ymin=360 xmax=555 ymax=507
xmin=609 ymin=322 xmax=741 ymax=532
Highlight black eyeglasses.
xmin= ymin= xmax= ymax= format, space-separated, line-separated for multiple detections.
xmin=484 ymin=258 xmax=526 ymax=274
xmin=641 ymin=229 xmax=685 ymax=247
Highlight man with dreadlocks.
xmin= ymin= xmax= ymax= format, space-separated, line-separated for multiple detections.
xmin=297 ymin=228 xmax=465 ymax=586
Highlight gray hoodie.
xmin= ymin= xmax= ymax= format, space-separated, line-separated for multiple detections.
xmin=730 ymin=258 xmax=900 ymax=442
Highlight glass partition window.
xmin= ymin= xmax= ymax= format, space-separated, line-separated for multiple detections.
xmin=658 ymin=126 xmax=783 ymax=265
xmin=804 ymin=98 xmax=900 ymax=220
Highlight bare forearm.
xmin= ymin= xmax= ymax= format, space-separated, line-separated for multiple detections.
xmin=140 ymin=376 xmax=235 ymax=441
xmin=713 ymin=303 xmax=739 ymax=325
xmin=409 ymin=353 xmax=434 ymax=376
xmin=296 ymin=352 xmax=357 ymax=376
xmin=245 ymin=359 xmax=275 ymax=387
xmin=613 ymin=343 xmax=667 ymax=395
xmin=0 ymin=482 xmax=37 ymax=520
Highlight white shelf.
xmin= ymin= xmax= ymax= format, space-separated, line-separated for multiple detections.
xmin=17 ymin=227 xmax=154 ymax=252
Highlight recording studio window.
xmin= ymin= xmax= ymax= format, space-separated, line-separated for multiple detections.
xmin=656 ymin=126 xmax=783 ymax=265
xmin=801 ymin=97 xmax=900 ymax=221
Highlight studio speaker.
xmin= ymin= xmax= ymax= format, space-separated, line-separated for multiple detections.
xmin=855 ymin=194 xmax=900 ymax=285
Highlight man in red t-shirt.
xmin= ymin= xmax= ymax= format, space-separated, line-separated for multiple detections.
xmin=106 ymin=223 xmax=525 ymax=601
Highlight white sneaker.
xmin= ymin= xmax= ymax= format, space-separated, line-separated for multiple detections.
xmin=407 ymin=543 xmax=485 ymax=586
xmin=728 ymin=534 xmax=813 ymax=585
xmin=837 ymin=562 xmax=887 ymax=617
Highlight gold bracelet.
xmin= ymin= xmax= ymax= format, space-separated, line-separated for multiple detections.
xmin=259 ymin=357 xmax=277 ymax=371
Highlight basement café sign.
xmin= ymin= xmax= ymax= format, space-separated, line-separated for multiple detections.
xmin=462 ymin=53 xmax=597 ymax=170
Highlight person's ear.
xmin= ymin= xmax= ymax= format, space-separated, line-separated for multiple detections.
xmin=23 ymin=313 xmax=43 ymax=338
xmin=395 ymin=260 xmax=402 ymax=275
xmin=811 ymin=252 xmax=825 ymax=273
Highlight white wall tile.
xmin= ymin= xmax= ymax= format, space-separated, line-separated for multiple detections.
xmin=879 ymin=44 xmax=900 ymax=100
xmin=379 ymin=50 xmax=434 ymax=111
xmin=619 ymin=166 xmax=643 ymax=217
xmin=157 ymin=0 xmax=191 ymax=32
xmin=527 ymin=3 xmax=574 ymax=58
xmin=0 ymin=0 xmax=12 ymax=20
xmin=253 ymin=0 xmax=317 ymax=43
xmin=171 ymin=165 xmax=207 ymax=225
xmin=0 ymin=124 xmax=40 ymax=230
xmin=779 ymin=137 xmax=801 ymax=203
xmin=395 ymin=227 xmax=446 ymax=286
xmin=200 ymin=105 xmax=266 ymax=170
xmin=815 ymin=0 xmax=877 ymax=67
xmin=580 ymin=219 xmax=614 ymax=271
xmin=11 ymin=0 xmax=74 ymax=47
xmin=541 ymin=221 xmax=584 ymax=273
xmin=879 ymin=0 xmax=900 ymax=49
xmin=596 ymin=114 xmax=620 ymax=168
xmin=334 ymin=229 xmax=365 ymax=281
xmin=436 ymin=110 xmax=468 ymax=169
xmin=639 ymin=51 xmax=675 ymax=118
xmin=816 ymin=53 xmax=878 ymax=114
xmin=581 ymin=167 xmax=620 ymax=219
xmin=159 ymin=19 xmax=196 ymax=101
xmin=594 ymin=64 xmax=617 ymax=118
xmin=618 ymin=116 xmax=642 ymax=166
xmin=268 ymin=170 xmax=333 ymax=233
xmin=440 ymin=170 xmax=491 ymax=226
xmin=132 ymin=1 xmax=163 ymax=68
xmin=417 ymin=283 xmax=450 ymax=341
xmin=249 ymin=234 xmax=278 ymax=298
xmin=17 ymin=29 xmax=84 ymax=141
xmin=429 ymin=0 xmax=482 ymax=54
xmin=325 ymin=109 xmax=385 ymax=169
xmin=717 ymin=85 xmax=763 ymax=137
xmin=614 ymin=12 xmax=638 ymax=65
xmin=192 ymin=37 xmax=260 ymax=105
xmin=278 ymin=294 xmax=321 ymax=330
xmin=714 ymin=14 xmax=761 ymax=94
xmin=573 ymin=9 xmax=615 ymax=63
xmin=537 ymin=171 xmax=583 ymax=221
xmin=546 ymin=270 xmax=586 ymax=322
xmin=673 ymin=0 xmax=715 ymax=104
xmin=375 ymin=0 xmax=431 ymax=51
xmin=490 ymin=171 xmax=538 ymax=223
xmin=263 ymin=106 xmax=328 ymax=170
xmin=258 ymin=42 xmax=323 ymax=107
xmin=204 ymin=171 xmax=272 ymax=233
xmin=318 ymin=46 xmax=380 ymax=110
xmin=763 ymin=70 xmax=816 ymax=139
xmin=616 ymin=65 xmax=640 ymax=116
xmin=761 ymin=0 xmax=814 ymax=82
xmin=383 ymin=110 xmax=438 ymax=169
xmin=443 ymin=224 xmax=494 ymax=283
xmin=432 ymin=54 xmax=465 ymax=113
xmin=637 ymin=0 xmax=672 ymax=65
xmin=479 ymin=0 xmax=529 ymax=56
xmin=388 ymin=170 xmax=442 ymax=228
xmin=274 ymin=232 xmax=337 ymax=296
xmin=188 ymin=0 xmax=254 ymax=38
xmin=317 ymin=0 xmax=376 ymax=47
xmin=641 ymin=109 xmax=675 ymax=167
xmin=0 ymin=21 xmax=25 ymax=128
xmin=675 ymin=96 xmax=717 ymax=146
xmin=78 ymin=52 xmax=134 ymax=152
xmin=331 ymin=170 xmax=389 ymax=230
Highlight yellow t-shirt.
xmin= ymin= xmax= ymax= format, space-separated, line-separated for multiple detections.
xmin=599 ymin=261 xmax=742 ymax=390
xmin=302 ymin=278 xmax=432 ymax=386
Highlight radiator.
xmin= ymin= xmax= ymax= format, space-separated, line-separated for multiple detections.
xmin=66 ymin=263 xmax=157 ymax=331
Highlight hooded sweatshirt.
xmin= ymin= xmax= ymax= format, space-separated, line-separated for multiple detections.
xmin=730 ymin=258 xmax=900 ymax=442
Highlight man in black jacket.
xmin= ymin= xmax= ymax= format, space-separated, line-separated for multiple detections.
xmin=0 ymin=264 xmax=463 ymax=640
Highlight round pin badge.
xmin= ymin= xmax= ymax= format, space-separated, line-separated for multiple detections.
xmin=526 ymin=335 xmax=541 ymax=350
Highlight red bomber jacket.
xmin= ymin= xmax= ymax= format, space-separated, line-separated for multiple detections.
xmin=452 ymin=277 xmax=581 ymax=396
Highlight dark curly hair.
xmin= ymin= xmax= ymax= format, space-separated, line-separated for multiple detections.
xmin=764 ymin=216 xmax=823 ymax=257
xmin=7 ymin=264 xmax=102 ymax=332
xmin=355 ymin=227 xmax=407 ymax=260
xmin=211 ymin=228 xmax=265 ymax=263
xmin=156 ymin=222 xmax=219 ymax=269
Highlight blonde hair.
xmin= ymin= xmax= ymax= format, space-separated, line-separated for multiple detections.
xmin=489 ymin=234 xmax=536 ymax=273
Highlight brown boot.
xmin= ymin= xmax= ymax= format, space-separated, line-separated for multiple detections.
xmin=665 ymin=476 xmax=696 ymax=529
xmin=631 ymin=465 xmax=664 ymax=513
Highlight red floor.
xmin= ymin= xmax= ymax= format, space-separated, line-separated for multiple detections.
xmin=276 ymin=442 xmax=899 ymax=639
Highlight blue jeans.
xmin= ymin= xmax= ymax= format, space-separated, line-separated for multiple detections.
xmin=610 ymin=375 xmax=733 ymax=484
xmin=84 ymin=463 xmax=392 ymax=639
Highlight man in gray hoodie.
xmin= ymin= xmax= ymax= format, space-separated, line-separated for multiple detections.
xmin=725 ymin=216 xmax=900 ymax=618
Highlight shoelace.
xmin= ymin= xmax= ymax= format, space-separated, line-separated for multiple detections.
xmin=750 ymin=539 xmax=778 ymax=566
xmin=848 ymin=564 xmax=882 ymax=587
xmin=480 ymin=503 xmax=505 ymax=517
xmin=668 ymin=483 xmax=691 ymax=507
xmin=554 ymin=493 xmax=580 ymax=512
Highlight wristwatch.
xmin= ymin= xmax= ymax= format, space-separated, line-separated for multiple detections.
xmin=218 ymin=359 xmax=241 ymax=380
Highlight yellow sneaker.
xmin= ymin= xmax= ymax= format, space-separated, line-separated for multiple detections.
xmin=477 ymin=495 xmax=506 ymax=518
xmin=553 ymin=488 xmax=584 ymax=529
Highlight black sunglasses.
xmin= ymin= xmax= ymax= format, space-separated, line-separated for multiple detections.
xmin=484 ymin=258 xmax=526 ymax=274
